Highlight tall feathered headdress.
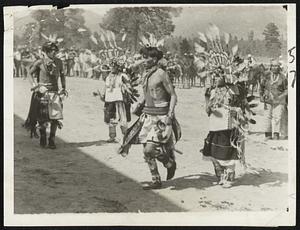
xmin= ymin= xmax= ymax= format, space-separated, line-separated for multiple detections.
xmin=90 ymin=25 xmax=125 ymax=61
xmin=194 ymin=24 xmax=239 ymax=69
xmin=198 ymin=25 xmax=258 ymax=170
xmin=90 ymin=27 xmax=140 ymax=104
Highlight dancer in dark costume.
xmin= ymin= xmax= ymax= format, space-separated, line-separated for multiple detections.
xmin=26 ymin=35 xmax=67 ymax=149
xmin=196 ymin=25 xmax=257 ymax=188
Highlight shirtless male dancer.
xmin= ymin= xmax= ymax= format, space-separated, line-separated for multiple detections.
xmin=119 ymin=46 xmax=181 ymax=190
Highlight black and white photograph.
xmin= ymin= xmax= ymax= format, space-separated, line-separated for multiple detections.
xmin=3 ymin=3 xmax=296 ymax=226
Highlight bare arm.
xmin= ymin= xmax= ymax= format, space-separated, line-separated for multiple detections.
xmin=58 ymin=59 xmax=66 ymax=89
xmin=204 ymin=87 xmax=212 ymax=116
xmin=162 ymin=71 xmax=177 ymax=117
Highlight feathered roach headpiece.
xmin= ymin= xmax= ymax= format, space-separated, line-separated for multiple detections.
xmin=194 ymin=24 xmax=239 ymax=72
xmin=40 ymin=33 xmax=64 ymax=53
xmin=139 ymin=33 xmax=165 ymax=49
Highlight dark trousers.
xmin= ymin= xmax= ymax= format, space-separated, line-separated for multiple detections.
xmin=14 ymin=59 xmax=22 ymax=78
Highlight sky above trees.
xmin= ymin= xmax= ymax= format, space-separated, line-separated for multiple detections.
xmin=13 ymin=4 xmax=287 ymax=40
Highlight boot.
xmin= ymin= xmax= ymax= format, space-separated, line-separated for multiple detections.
xmin=264 ymin=132 xmax=272 ymax=141
xmin=142 ymin=181 xmax=162 ymax=190
xmin=48 ymin=136 xmax=56 ymax=149
xmin=107 ymin=125 xmax=117 ymax=142
xmin=166 ymin=160 xmax=177 ymax=180
xmin=48 ymin=122 xmax=57 ymax=149
xmin=273 ymin=132 xmax=280 ymax=140
xmin=221 ymin=168 xmax=234 ymax=188
xmin=39 ymin=128 xmax=47 ymax=148
xmin=142 ymin=175 xmax=162 ymax=190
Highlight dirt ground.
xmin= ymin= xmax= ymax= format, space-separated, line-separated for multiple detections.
xmin=13 ymin=77 xmax=289 ymax=213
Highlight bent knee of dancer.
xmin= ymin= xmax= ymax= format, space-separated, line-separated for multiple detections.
xmin=143 ymin=143 xmax=160 ymax=158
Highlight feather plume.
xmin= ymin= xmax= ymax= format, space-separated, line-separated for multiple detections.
xmin=56 ymin=38 xmax=64 ymax=43
xmin=49 ymin=34 xmax=57 ymax=43
xmin=198 ymin=32 xmax=207 ymax=43
xmin=41 ymin=32 xmax=49 ymax=41
xmin=148 ymin=33 xmax=157 ymax=47
xmin=210 ymin=24 xmax=221 ymax=40
xmin=156 ymin=39 xmax=164 ymax=48
xmin=90 ymin=35 xmax=98 ymax=45
xmin=99 ymin=33 xmax=107 ymax=48
xmin=231 ymin=45 xmax=238 ymax=56
xmin=194 ymin=42 xmax=205 ymax=53
xmin=110 ymin=31 xmax=118 ymax=48
xmin=205 ymin=28 xmax=213 ymax=41
xmin=139 ymin=35 xmax=150 ymax=47
xmin=105 ymin=30 xmax=114 ymax=48
xmin=78 ymin=28 xmax=87 ymax=32
xmin=121 ymin=33 xmax=127 ymax=42
xmin=224 ymin=32 xmax=230 ymax=45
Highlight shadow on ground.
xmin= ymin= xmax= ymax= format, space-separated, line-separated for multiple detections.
xmin=14 ymin=114 xmax=184 ymax=214
xmin=234 ymin=168 xmax=288 ymax=187
xmin=62 ymin=140 xmax=108 ymax=148
xmin=163 ymin=168 xmax=287 ymax=190
xmin=163 ymin=173 xmax=217 ymax=190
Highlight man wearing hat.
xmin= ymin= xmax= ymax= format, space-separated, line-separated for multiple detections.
xmin=27 ymin=41 xmax=67 ymax=149
xmin=260 ymin=59 xmax=287 ymax=140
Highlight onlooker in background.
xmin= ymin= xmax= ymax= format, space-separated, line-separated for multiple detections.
xmin=57 ymin=48 xmax=68 ymax=76
xmin=83 ymin=49 xmax=92 ymax=78
xmin=67 ymin=47 xmax=77 ymax=77
xmin=260 ymin=59 xmax=288 ymax=140
xmin=90 ymin=49 xmax=98 ymax=79
xmin=21 ymin=46 xmax=34 ymax=80
xmin=73 ymin=52 xmax=81 ymax=78
xmin=78 ymin=49 xmax=85 ymax=78
xmin=14 ymin=47 xmax=22 ymax=78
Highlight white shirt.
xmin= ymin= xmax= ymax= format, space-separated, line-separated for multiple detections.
xmin=105 ymin=73 xmax=126 ymax=102
xmin=14 ymin=51 xmax=21 ymax=61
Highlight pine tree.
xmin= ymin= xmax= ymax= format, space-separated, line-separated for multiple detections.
xmin=262 ymin=23 xmax=282 ymax=57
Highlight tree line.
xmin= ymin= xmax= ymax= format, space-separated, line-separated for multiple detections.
xmin=14 ymin=8 xmax=285 ymax=60
xmin=165 ymin=22 xmax=285 ymax=60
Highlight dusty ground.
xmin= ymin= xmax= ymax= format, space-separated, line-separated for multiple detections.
xmin=14 ymin=77 xmax=289 ymax=213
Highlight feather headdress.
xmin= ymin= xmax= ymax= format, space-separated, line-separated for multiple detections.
xmin=139 ymin=33 xmax=164 ymax=49
xmin=195 ymin=24 xmax=239 ymax=69
xmin=91 ymin=25 xmax=125 ymax=61
xmin=41 ymin=33 xmax=64 ymax=44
